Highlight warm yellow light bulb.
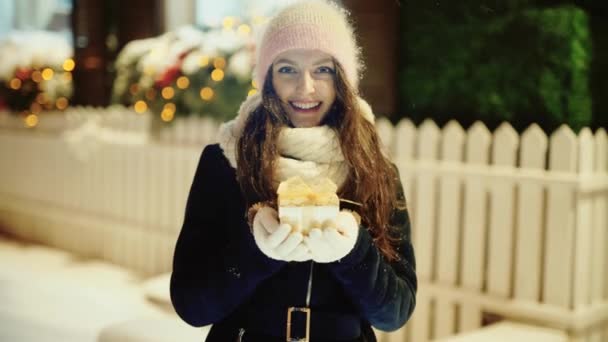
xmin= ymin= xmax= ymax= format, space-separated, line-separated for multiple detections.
xmin=9 ymin=78 xmax=22 ymax=90
xmin=223 ymin=17 xmax=235 ymax=30
xmin=237 ymin=24 xmax=251 ymax=36
xmin=31 ymin=71 xmax=43 ymax=83
xmin=161 ymin=108 xmax=175 ymax=122
xmin=25 ymin=114 xmax=39 ymax=128
xmin=176 ymin=76 xmax=190 ymax=89
xmin=213 ymin=57 xmax=226 ymax=69
xmin=199 ymin=56 xmax=209 ymax=67
xmin=164 ymin=102 xmax=176 ymax=111
xmin=134 ymin=100 xmax=148 ymax=113
xmin=56 ymin=97 xmax=69 ymax=110
xmin=42 ymin=68 xmax=54 ymax=80
xmin=161 ymin=86 xmax=175 ymax=99
xmin=200 ymin=87 xmax=214 ymax=101
xmin=211 ymin=69 xmax=224 ymax=82
xmin=63 ymin=58 xmax=75 ymax=71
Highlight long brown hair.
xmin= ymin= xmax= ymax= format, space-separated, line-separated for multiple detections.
xmin=236 ymin=61 xmax=404 ymax=262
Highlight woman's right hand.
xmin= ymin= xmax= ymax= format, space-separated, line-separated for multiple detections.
xmin=252 ymin=206 xmax=311 ymax=262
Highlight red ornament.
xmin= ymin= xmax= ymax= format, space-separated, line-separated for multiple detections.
xmin=153 ymin=49 xmax=192 ymax=89
xmin=155 ymin=65 xmax=180 ymax=89
xmin=15 ymin=68 xmax=32 ymax=80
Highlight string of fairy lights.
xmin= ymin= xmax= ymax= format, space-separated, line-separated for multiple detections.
xmin=4 ymin=58 xmax=75 ymax=128
xmin=128 ymin=16 xmax=263 ymax=123
xmin=3 ymin=15 xmax=268 ymax=128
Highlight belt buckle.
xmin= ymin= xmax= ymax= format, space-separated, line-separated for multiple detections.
xmin=286 ymin=307 xmax=310 ymax=342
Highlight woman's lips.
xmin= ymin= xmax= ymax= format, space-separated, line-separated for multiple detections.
xmin=290 ymin=101 xmax=322 ymax=113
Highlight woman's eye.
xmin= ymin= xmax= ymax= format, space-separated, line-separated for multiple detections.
xmin=278 ymin=66 xmax=296 ymax=73
xmin=317 ymin=66 xmax=335 ymax=74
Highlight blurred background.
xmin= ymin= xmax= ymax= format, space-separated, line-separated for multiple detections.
xmin=0 ymin=1 xmax=606 ymax=342
xmin=1 ymin=0 xmax=606 ymax=131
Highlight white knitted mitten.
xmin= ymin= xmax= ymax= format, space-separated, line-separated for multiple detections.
xmin=252 ymin=206 xmax=312 ymax=262
xmin=303 ymin=211 xmax=359 ymax=263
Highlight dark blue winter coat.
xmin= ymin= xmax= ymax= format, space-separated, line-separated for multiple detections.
xmin=170 ymin=144 xmax=417 ymax=341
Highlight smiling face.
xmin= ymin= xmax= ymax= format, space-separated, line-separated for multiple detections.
xmin=271 ymin=49 xmax=337 ymax=128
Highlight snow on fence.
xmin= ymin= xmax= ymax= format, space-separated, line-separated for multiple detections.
xmin=0 ymin=108 xmax=606 ymax=342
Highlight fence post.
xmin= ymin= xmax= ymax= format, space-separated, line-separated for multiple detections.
xmin=591 ymin=129 xmax=608 ymax=342
xmin=574 ymin=128 xmax=594 ymax=313
xmin=514 ymin=124 xmax=548 ymax=303
xmin=410 ymin=119 xmax=440 ymax=342
xmin=544 ymin=125 xmax=577 ymax=308
xmin=435 ymin=120 xmax=466 ymax=339
xmin=460 ymin=121 xmax=492 ymax=333
xmin=394 ymin=118 xmax=417 ymax=214
xmin=487 ymin=123 xmax=519 ymax=298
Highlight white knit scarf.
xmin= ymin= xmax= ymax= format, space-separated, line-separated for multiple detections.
xmin=217 ymin=93 xmax=375 ymax=189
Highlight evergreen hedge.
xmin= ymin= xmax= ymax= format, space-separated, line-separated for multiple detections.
xmin=399 ymin=4 xmax=592 ymax=133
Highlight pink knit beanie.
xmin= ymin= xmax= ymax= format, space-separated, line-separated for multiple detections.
xmin=254 ymin=0 xmax=362 ymax=90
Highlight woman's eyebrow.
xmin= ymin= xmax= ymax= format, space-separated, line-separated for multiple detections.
xmin=313 ymin=58 xmax=333 ymax=65
xmin=274 ymin=58 xmax=295 ymax=65
xmin=274 ymin=58 xmax=333 ymax=66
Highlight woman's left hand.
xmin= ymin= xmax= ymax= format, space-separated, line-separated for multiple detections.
xmin=252 ymin=206 xmax=312 ymax=262
xmin=303 ymin=210 xmax=359 ymax=263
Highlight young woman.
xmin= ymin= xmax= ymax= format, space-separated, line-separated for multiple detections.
xmin=170 ymin=1 xmax=417 ymax=341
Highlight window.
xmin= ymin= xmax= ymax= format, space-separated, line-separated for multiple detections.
xmin=195 ymin=0 xmax=302 ymax=28
xmin=0 ymin=0 xmax=72 ymax=41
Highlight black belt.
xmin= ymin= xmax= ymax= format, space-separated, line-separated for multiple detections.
xmin=241 ymin=306 xmax=362 ymax=341
xmin=239 ymin=262 xmax=361 ymax=341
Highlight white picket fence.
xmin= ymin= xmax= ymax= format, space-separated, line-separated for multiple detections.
xmin=376 ymin=119 xmax=608 ymax=342
xmin=0 ymin=113 xmax=204 ymax=275
xmin=0 ymin=108 xmax=606 ymax=342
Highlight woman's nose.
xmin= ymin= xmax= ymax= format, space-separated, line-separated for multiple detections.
xmin=296 ymin=71 xmax=315 ymax=94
